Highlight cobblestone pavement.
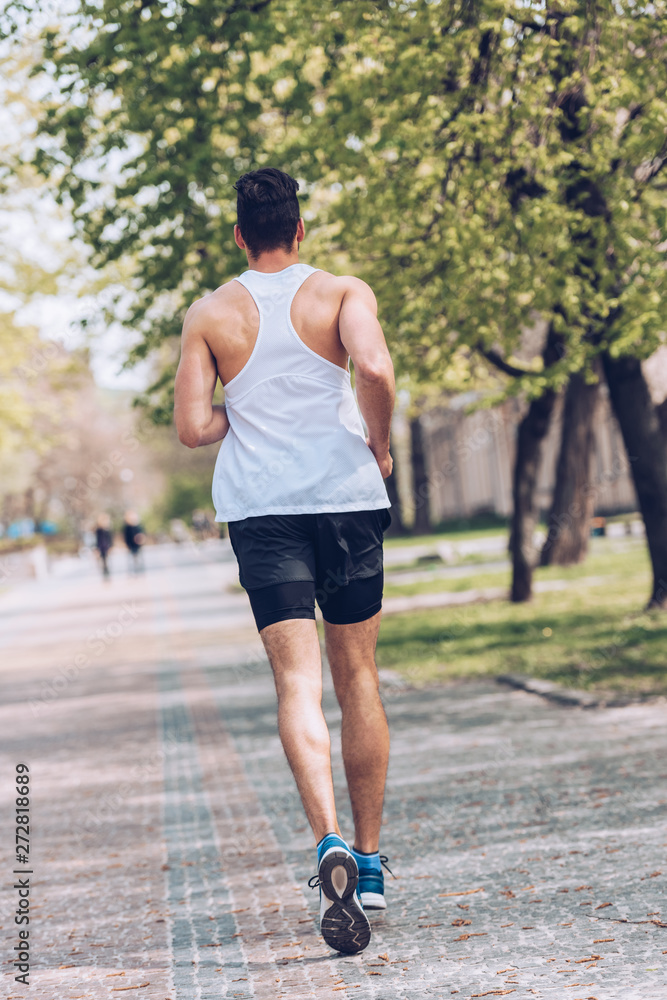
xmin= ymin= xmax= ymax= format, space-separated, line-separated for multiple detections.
xmin=1 ymin=542 xmax=666 ymax=1000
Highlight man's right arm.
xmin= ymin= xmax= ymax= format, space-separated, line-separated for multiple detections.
xmin=338 ymin=277 xmax=395 ymax=478
xmin=174 ymin=301 xmax=229 ymax=449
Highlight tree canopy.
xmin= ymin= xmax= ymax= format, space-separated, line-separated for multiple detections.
xmin=26 ymin=0 xmax=667 ymax=412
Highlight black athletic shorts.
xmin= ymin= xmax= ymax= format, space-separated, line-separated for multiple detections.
xmin=228 ymin=508 xmax=392 ymax=632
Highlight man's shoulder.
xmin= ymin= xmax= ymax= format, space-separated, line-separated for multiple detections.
xmin=183 ymin=279 xmax=248 ymax=329
xmin=311 ymin=269 xmax=375 ymax=299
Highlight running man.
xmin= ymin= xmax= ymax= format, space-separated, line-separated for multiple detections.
xmin=174 ymin=167 xmax=395 ymax=955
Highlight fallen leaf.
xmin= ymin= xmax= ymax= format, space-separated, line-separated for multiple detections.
xmin=439 ymin=887 xmax=484 ymax=898
xmin=595 ymin=903 xmax=612 ymax=909
xmin=452 ymin=919 xmax=472 ymax=927
xmin=470 ymin=992 xmax=516 ymax=997
xmin=377 ymin=953 xmax=388 ymax=961
xmin=593 ymin=938 xmax=614 ymax=944
xmin=111 ymin=986 xmax=150 ymax=993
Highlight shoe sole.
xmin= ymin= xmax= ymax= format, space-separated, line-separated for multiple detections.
xmin=360 ymin=890 xmax=386 ymax=910
xmin=319 ymin=849 xmax=371 ymax=955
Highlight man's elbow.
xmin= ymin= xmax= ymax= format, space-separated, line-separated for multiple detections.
xmin=177 ymin=424 xmax=201 ymax=449
xmin=355 ymin=357 xmax=395 ymax=384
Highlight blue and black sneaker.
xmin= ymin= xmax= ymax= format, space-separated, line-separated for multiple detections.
xmin=308 ymin=833 xmax=371 ymax=954
xmin=350 ymin=848 xmax=394 ymax=910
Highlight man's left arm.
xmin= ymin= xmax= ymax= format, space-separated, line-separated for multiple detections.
xmin=174 ymin=304 xmax=229 ymax=449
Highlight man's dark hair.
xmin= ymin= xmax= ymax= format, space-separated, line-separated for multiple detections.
xmin=234 ymin=168 xmax=300 ymax=258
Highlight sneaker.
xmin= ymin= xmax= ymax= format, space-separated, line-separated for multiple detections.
xmin=309 ymin=834 xmax=371 ymax=954
xmin=351 ymin=848 xmax=394 ymax=910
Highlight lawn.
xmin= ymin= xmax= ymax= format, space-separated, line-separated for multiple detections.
xmin=377 ymin=538 xmax=667 ymax=697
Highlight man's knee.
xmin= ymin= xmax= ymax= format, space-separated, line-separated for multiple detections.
xmin=334 ymin=664 xmax=381 ymax=705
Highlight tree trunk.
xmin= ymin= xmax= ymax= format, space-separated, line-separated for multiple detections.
xmin=384 ymin=433 xmax=407 ymax=536
xmin=410 ymin=414 xmax=431 ymax=535
xmin=540 ymin=366 xmax=601 ymax=566
xmin=657 ymin=398 xmax=667 ymax=444
xmin=510 ymin=322 xmax=563 ymax=602
xmin=602 ymin=351 xmax=667 ymax=609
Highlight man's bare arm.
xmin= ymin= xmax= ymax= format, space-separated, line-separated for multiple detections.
xmin=174 ymin=304 xmax=229 ymax=449
xmin=338 ymin=277 xmax=395 ymax=478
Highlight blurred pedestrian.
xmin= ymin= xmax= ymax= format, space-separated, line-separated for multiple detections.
xmin=192 ymin=508 xmax=211 ymax=540
xmin=123 ymin=510 xmax=146 ymax=573
xmin=95 ymin=513 xmax=113 ymax=579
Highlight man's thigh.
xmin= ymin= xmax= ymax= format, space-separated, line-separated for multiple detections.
xmin=260 ymin=618 xmax=323 ymax=698
xmin=228 ymin=513 xmax=318 ymax=631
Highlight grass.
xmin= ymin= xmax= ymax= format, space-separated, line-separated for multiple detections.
xmin=378 ymin=538 xmax=667 ymax=697
xmin=385 ymin=524 xmax=508 ymax=548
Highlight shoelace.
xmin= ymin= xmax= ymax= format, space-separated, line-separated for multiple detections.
xmin=308 ymin=855 xmax=396 ymax=889
xmin=378 ymin=855 xmax=396 ymax=879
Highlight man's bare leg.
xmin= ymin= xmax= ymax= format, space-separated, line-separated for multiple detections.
xmin=261 ymin=617 xmax=372 ymax=953
xmin=259 ymin=617 xmax=340 ymax=843
xmin=324 ymin=611 xmax=389 ymax=854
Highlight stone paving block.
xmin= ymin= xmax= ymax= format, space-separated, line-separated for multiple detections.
xmin=1 ymin=546 xmax=665 ymax=999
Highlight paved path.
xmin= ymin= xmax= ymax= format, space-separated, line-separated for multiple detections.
xmin=1 ymin=543 xmax=666 ymax=999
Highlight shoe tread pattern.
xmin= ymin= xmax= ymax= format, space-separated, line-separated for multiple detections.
xmin=319 ymin=849 xmax=371 ymax=955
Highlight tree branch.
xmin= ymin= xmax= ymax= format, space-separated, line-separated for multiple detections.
xmin=634 ymin=136 xmax=667 ymax=184
xmin=478 ymin=345 xmax=538 ymax=379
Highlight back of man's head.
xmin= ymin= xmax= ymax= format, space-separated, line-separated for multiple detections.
xmin=234 ymin=167 xmax=300 ymax=258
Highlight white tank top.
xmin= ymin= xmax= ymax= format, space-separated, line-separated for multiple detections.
xmin=211 ymin=262 xmax=390 ymax=521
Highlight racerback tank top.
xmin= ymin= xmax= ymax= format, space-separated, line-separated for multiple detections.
xmin=211 ymin=262 xmax=390 ymax=522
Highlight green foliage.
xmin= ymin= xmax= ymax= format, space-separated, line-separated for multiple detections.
xmin=308 ymin=1 xmax=667 ymax=390
xmin=157 ymin=471 xmax=213 ymax=525
xmin=29 ymin=0 xmax=667 ymax=409
xmin=33 ymin=0 xmax=315 ymax=415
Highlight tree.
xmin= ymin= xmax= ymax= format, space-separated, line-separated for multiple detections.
xmin=409 ymin=412 xmax=431 ymax=536
xmin=302 ymin=1 xmax=667 ymax=606
xmin=30 ymin=0 xmax=316 ymax=420
xmin=0 ymin=31 xmax=83 ymax=500
xmin=540 ymin=364 xmax=601 ymax=566
xmin=27 ymin=0 xmax=667 ymax=605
